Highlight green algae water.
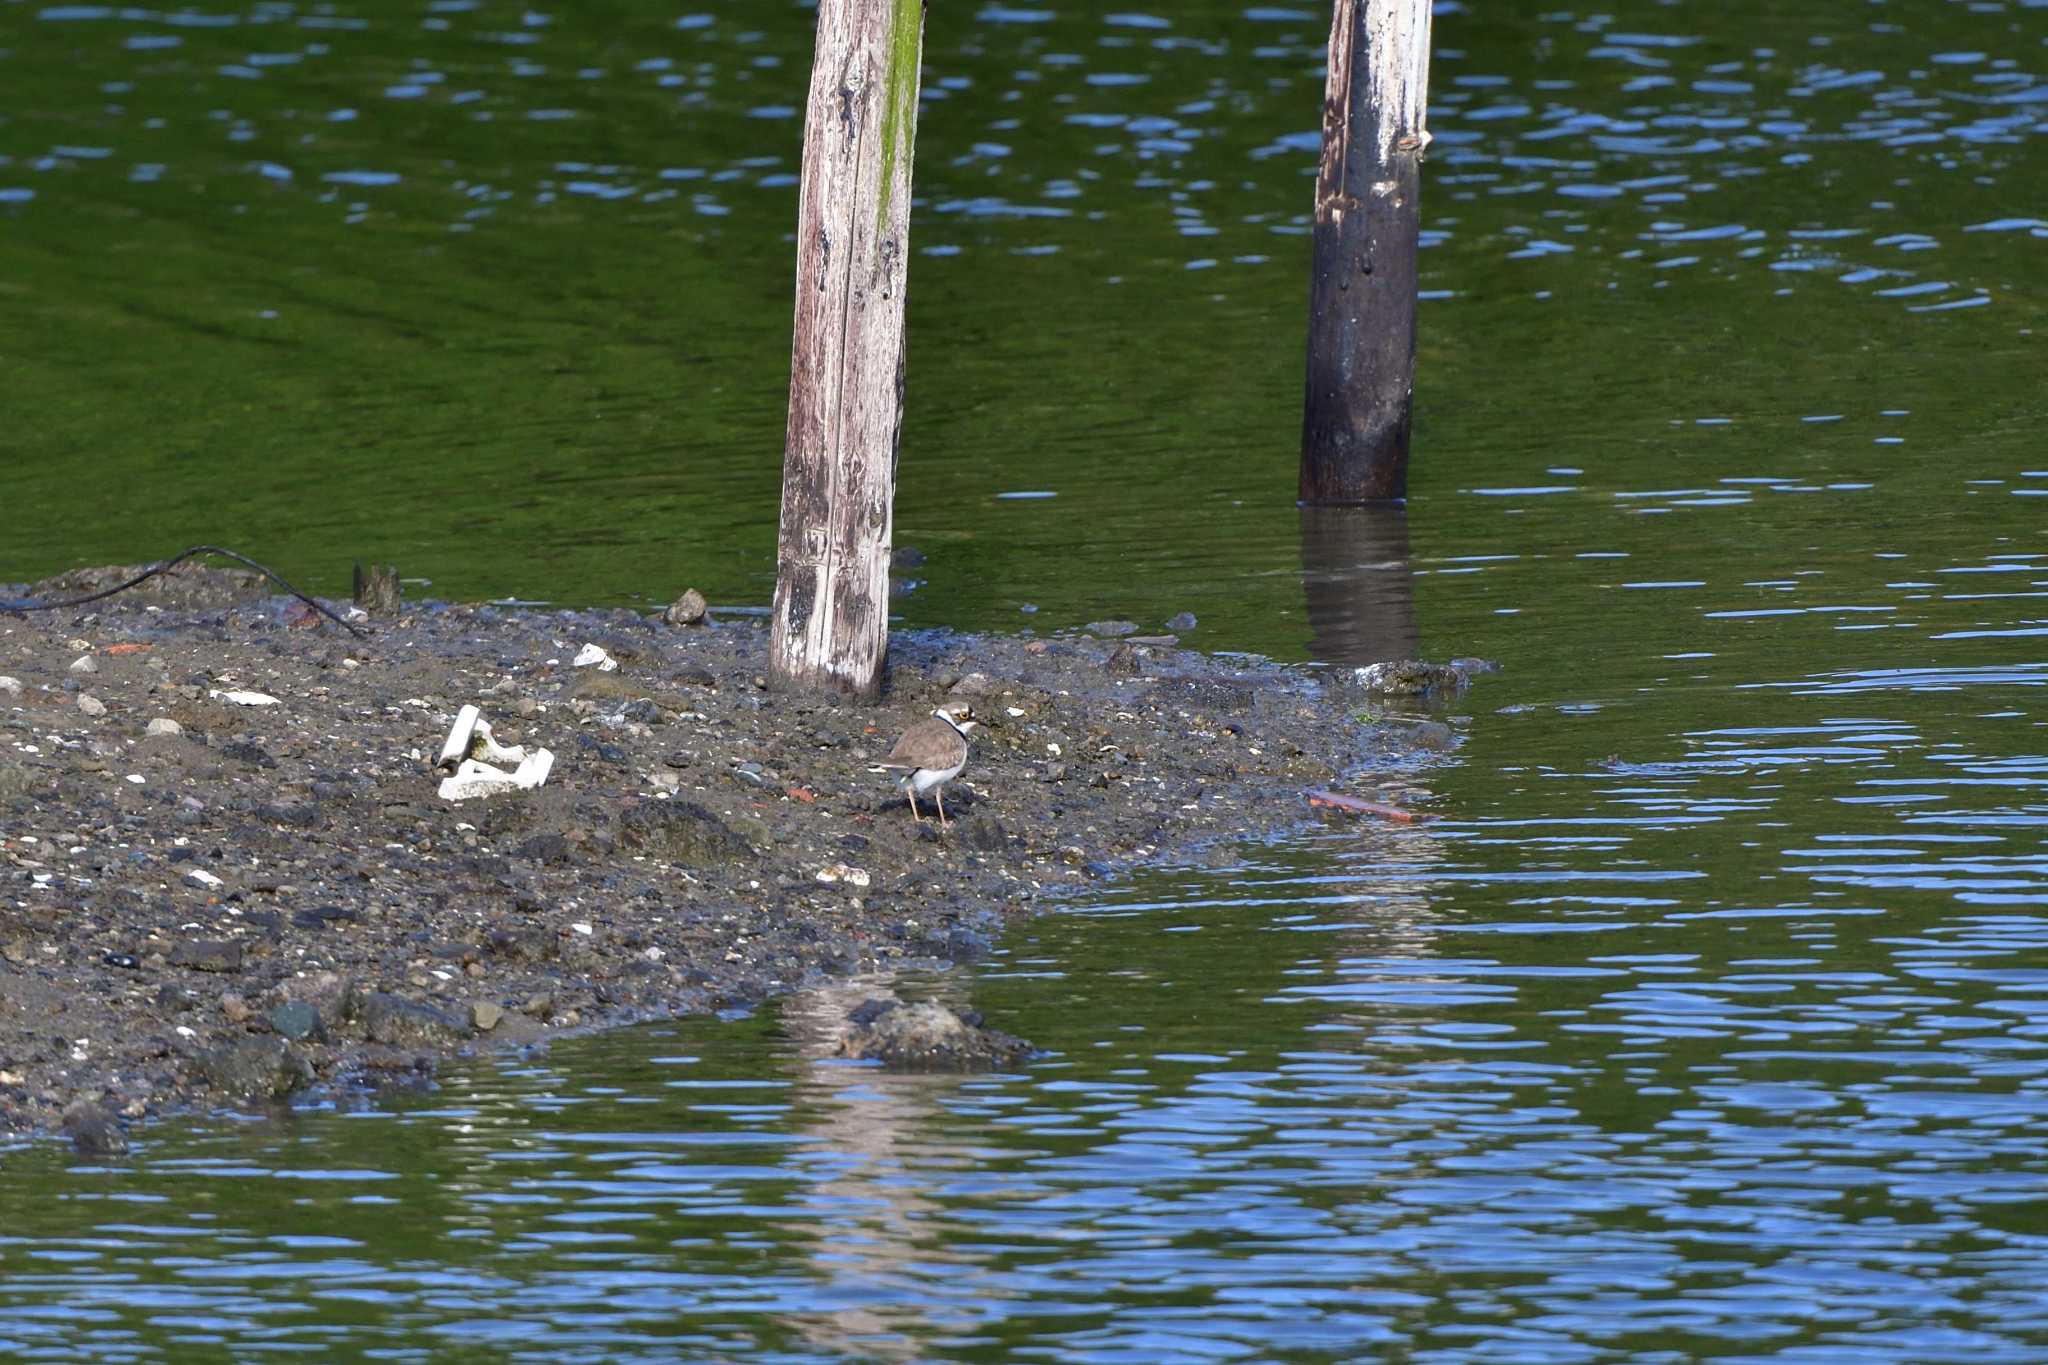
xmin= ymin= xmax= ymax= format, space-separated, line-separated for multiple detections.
xmin=6 ymin=0 xmax=2048 ymax=1359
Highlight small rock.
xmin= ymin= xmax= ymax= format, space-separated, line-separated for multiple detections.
xmin=219 ymin=992 xmax=253 ymax=1023
xmin=268 ymin=1001 xmax=325 ymax=1042
xmin=1086 ymin=620 xmax=1139 ymax=638
xmin=890 ymin=546 xmax=927 ymax=568
xmin=663 ymin=588 xmax=710 ymax=627
xmin=220 ymin=739 xmax=276 ymax=769
xmin=1106 ymin=643 xmax=1141 ymax=677
xmin=0 ymin=675 xmax=21 ymax=697
xmin=76 ymin=694 xmax=108 ymax=718
xmin=70 ymin=656 xmax=100 ymax=675
xmin=191 ymin=1035 xmax=312 ymax=1100
xmin=170 ymin=939 xmax=243 ymax=973
xmin=516 ymin=832 xmax=572 ymax=866
xmin=1351 ymin=660 xmax=1477 ymax=698
xmin=1166 ymin=612 xmax=1198 ymax=631
xmin=471 ymin=1001 xmax=504 ymax=1032
xmin=358 ymin=991 xmax=471 ymax=1047
xmin=838 ymin=999 xmax=1034 ymax=1072
xmin=62 ymin=1100 xmax=129 ymax=1157
xmin=145 ymin=717 xmax=185 ymax=738
xmin=184 ymin=868 xmax=226 ymax=891
xmin=947 ymin=672 xmax=995 ymax=697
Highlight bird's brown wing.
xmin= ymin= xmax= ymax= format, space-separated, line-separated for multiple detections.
xmin=883 ymin=717 xmax=964 ymax=770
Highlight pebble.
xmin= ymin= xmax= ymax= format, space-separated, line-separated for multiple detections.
xmin=471 ymin=1001 xmax=504 ymax=1032
xmin=170 ymin=939 xmax=243 ymax=973
xmin=1166 ymin=612 xmax=1198 ymax=631
xmin=1086 ymin=620 xmax=1139 ymax=638
xmin=145 ymin=717 xmax=185 ymax=738
xmin=76 ymin=694 xmax=108 ymax=717
xmin=70 ymin=656 xmax=99 ymax=675
xmin=268 ymin=1001 xmax=324 ymax=1042
xmin=663 ymin=588 xmax=710 ymax=627
xmin=0 ymin=675 xmax=21 ymax=697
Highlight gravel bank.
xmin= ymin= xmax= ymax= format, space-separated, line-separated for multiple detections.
xmin=0 ymin=565 xmax=1457 ymax=1143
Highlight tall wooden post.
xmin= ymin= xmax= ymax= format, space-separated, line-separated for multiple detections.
xmin=769 ymin=0 xmax=926 ymax=700
xmin=1300 ymin=0 xmax=1432 ymax=505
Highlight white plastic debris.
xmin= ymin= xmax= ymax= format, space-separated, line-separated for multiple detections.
xmin=572 ymin=643 xmax=619 ymax=672
xmin=210 ymin=689 xmax=280 ymax=707
xmin=436 ymin=704 xmax=529 ymax=770
xmin=435 ymin=704 xmax=554 ymax=802
xmin=438 ymin=750 xmax=555 ymax=802
xmin=186 ymin=868 xmax=225 ymax=889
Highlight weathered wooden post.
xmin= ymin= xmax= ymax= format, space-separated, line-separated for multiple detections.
xmin=1300 ymin=0 xmax=1432 ymax=505
xmin=769 ymin=0 xmax=926 ymax=699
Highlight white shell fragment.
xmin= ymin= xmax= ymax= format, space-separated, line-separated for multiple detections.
xmin=210 ymin=689 xmax=281 ymax=707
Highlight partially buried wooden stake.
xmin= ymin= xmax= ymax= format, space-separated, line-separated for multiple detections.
xmin=769 ymin=0 xmax=927 ymax=701
xmin=1300 ymin=0 xmax=1433 ymax=505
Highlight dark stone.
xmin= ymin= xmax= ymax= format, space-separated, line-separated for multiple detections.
xmin=63 ymin=1100 xmax=129 ymax=1157
xmin=191 ymin=1035 xmax=313 ymax=1100
xmin=958 ymin=818 xmax=1007 ymax=853
xmin=617 ymin=801 xmax=753 ymax=867
xmin=516 ymin=832 xmax=572 ymax=866
xmin=257 ymin=801 xmax=320 ymax=828
xmin=293 ymin=904 xmax=361 ymax=930
xmin=101 ymin=951 xmax=141 ymax=970
xmin=268 ymin=1000 xmax=325 ymax=1043
xmin=169 ymin=939 xmax=243 ymax=973
xmin=358 ymin=992 xmax=471 ymax=1048
xmin=890 ymin=546 xmax=926 ymax=568
xmin=220 ymin=740 xmax=277 ymax=769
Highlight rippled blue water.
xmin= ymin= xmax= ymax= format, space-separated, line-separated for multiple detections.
xmin=5 ymin=0 xmax=2048 ymax=1359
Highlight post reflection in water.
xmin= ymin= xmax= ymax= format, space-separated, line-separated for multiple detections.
xmin=1298 ymin=504 xmax=1421 ymax=669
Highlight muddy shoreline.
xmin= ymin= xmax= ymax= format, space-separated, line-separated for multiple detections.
xmin=0 ymin=566 xmax=1458 ymax=1145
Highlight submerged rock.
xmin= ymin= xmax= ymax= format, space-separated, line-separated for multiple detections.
xmin=62 ymin=1100 xmax=129 ymax=1157
xmin=1350 ymin=658 xmax=1498 ymax=698
xmin=838 ymin=999 xmax=1034 ymax=1072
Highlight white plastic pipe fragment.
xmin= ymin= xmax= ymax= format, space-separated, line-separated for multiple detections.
xmin=435 ymin=704 xmax=529 ymax=771
xmin=435 ymin=704 xmax=554 ymax=802
xmin=438 ymin=750 xmax=554 ymax=803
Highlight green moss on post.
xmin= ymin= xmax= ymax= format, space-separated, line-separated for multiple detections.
xmin=877 ymin=0 xmax=924 ymax=229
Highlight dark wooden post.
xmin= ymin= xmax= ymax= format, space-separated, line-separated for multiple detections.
xmin=1300 ymin=0 xmax=1432 ymax=505
xmin=769 ymin=0 xmax=926 ymax=699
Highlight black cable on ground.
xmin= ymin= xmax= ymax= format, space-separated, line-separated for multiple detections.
xmin=1 ymin=545 xmax=370 ymax=639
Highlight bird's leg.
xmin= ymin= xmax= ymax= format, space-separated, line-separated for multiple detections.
xmin=936 ymin=786 xmax=950 ymax=830
xmin=906 ymin=786 xmax=923 ymax=823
